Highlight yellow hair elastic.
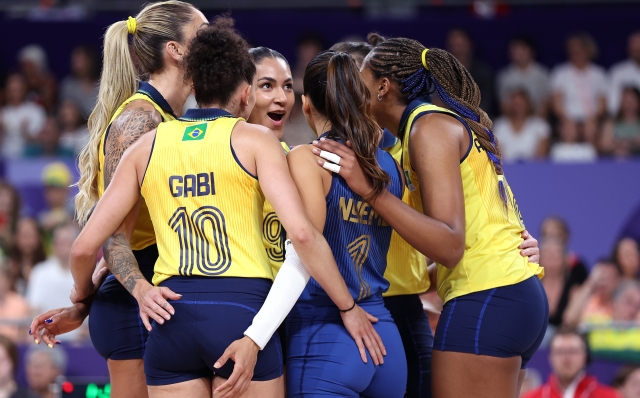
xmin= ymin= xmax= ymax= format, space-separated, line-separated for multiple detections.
xmin=421 ymin=48 xmax=429 ymax=70
xmin=126 ymin=16 xmax=137 ymax=35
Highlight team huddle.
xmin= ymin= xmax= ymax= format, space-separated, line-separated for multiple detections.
xmin=27 ymin=1 xmax=548 ymax=398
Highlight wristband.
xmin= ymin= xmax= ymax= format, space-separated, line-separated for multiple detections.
xmin=339 ymin=301 xmax=356 ymax=313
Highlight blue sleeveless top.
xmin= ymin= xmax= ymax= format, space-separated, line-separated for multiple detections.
xmin=296 ymin=135 xmax=403 ymax=307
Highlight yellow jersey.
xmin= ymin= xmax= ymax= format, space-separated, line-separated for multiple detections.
xmin=380 ymin=131 xmax=430 ymax=297
xmin=401 ymin=102 xmax=543 ymax=303
xmin=97 ymin=82 xmax=176 ymax=251
xmin=263 ymin=142 xmax=290 ymax=277
xmin=141 ymin=108 xmax=272 ymax=286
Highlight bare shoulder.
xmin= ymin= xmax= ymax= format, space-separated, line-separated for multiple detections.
xmin=232 ymin=120 xmax=282 ymax=150
xmin=111 ymin=99 xmax=162 ymax=133
xmin=410 ymin=112 xmax=466 ymax=143
xmin=287 ymin=144 xmax=316 ymax=163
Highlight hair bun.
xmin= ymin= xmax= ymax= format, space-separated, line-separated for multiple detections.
xmin=367 ymin=32 xmax=386 ymax=46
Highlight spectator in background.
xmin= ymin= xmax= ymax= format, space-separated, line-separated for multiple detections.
xmin=0 ymin=334 xmax=37 ymax=398
xmin=609 ymin=32 xmax=640 ymax=116
xmin=59 ymin=45 xmax=99 ymax=118
xmin=38 ymin=163 xmax=73 ymax=249
xmin=23 ymin=118 xmax=73 ymax=159
xmin=540 ymin=240 xmax=584 ymax=331
xmin=497 ymin=36 xmax=550 ymax=117
xmin=610 ymin=281 xmax=640 ymax=323
xmin=57 ymin=100 xmax=89 ymax=158
xmin=614 ymin=366 xmax=640 ymax=398
xmin=0 ymin=73 xmax=46 ymax=159
xmin=25 ymin=345 xmax=66 ymax=398
xmin=564 ymin=260 xmax=621 ymax=327
xmin=8 ymin=218 xmax=46 ymax=295
xmin=551 ymin=33 xmax=607 ymax=152
xmin=292 ymin=32 xmax=324 ymax=94
xmin=493 ymin=88 xmax=550 ymax=161
xmin=0 ymin=265 xmax=29 ymax=342
xmin=446 ymin=28 xmax=496 ymax=116
xmin=549 ymin=115 xmax=599 ymax=162
xmin=540 ymin=216 xmax=589 ymax=281
xmin=600 ymin=87 xmax=640 ymax=157
xmin=0 ymin=182 xmax=20 ymax=256
xmin=614 ymin=237 xmax=640 ymax=280
xmin=17 ymin=45 xmax=57 ymax=114
xmin=26 ymin=224 xmax=78 ymax=341
xmin=523 ymin=327 xmax=620 ymax=398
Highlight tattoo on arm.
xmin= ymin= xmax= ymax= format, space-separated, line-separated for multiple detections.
xmin=104 ymin=106 xmax=160 ymax=189
xmin=103 ymin=233 xmax=144 ymax=294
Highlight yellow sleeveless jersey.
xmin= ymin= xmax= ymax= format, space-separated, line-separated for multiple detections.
xmin=140 ymin=108 xmax=272 ymax=286
xmin=97 ymin=82 xmax=176 ymax=251
xmin=263 ymin=142 xmax=290 ymax=277
xmin=381 ymin=134 xmax=430 ymax=297
xmin=401 ymin=103 xmax=543 ymax=303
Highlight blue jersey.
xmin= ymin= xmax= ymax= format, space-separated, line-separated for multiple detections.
xmin=297 ymin=143 xmax=403 ymax=305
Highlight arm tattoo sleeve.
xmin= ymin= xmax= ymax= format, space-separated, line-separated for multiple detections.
xmin=103 ymin=106 xmax=160 ymax=189
xmin=103 ymin=233 xmax=144 ymax=294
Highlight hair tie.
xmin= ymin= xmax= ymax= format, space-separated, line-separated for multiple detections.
xmin=421 ymin=48 xmax=429 ymax=70
xmin=126 ymin=16 xmax=137 ymax=35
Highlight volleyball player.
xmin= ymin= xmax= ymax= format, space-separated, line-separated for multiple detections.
xmin=282 ymin=50 xmax=406 ymax=397
xmin=313 ymin=36 xmax=548 ymax=398
xmin=30 ymin=3 xmax=208 ymax=397
xmin=329 ymin=38 xmax=541 ymax=398
xmin=69 ymin=18 xmax=384 ymax=398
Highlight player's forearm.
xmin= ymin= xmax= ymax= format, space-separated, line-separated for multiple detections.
xmin=289 ymin=227 xmax=354 ymax=310
xmin=70 ymin=242 xmax=100 ymax=301
xmin=103 ymin=233 xmax=145 ymax=296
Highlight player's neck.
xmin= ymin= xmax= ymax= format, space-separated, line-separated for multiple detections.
xmin=147 ymin=69 xmax=191 ymax=116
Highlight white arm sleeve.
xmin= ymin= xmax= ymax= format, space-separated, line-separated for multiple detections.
xmin=244 ymin=240 xmax=310 ymax=350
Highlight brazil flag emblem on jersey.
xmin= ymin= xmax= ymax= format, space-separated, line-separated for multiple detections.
xmin=182 ymin=123 xmax=207 ymax=141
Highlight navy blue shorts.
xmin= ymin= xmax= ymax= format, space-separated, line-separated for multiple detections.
xmin=89 ymin=245 xmax=157 ymax=361
xmin=286 ymin=295 xmax=407 ymax=398
xmin=384 ymin=294 xmax=433 ymax=398
xmin=434 ymin=276 xmax=548 ymax=368
xmin=144 ymin=276 xmax=283 ymax=386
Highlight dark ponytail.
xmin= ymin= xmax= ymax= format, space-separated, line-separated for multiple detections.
xmin=303 ymin=51 xmax=389 ymax=200
xmin=365 ymin=36 xmax=508 ymax=205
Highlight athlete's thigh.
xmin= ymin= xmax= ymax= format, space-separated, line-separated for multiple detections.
xmin=361 ymin=321 xmax=408 ymax=398
xmin=212 ymin=375 xmax=284 ymax=398
xmin=108 ymin=359 xmax=147 ymax=398
xmin=148 ymin=377 xmax=211 ymax=398
xmin=286 ymin=321 xmax=371 ymax=397
xmin=431 ymin=350 xmax=521 ymax=398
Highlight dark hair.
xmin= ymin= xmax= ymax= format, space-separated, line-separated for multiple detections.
xmin=541 ymin=215 xmax=570 ymax=238
xmin=594 ymin=257 xmax=623 ymax=275
xmin=303 ymin=50 xmax=389 ymax=200
xmin=297 ymin=32 xmax=324 ymax=49
xmin=72 ymin=44 xmax=100 ymax=81
xmin=612 ymin=237 xmax=640 ymax=275
xmin=0 ymin=181 xmax=21 ymax=244
xmin=364 ymin=35 xmax=508 ymax=204
xmin=550 ymin=326 xmax=591 ymax=364
xmin=567 ymin=31 xmax=598 ymax=60
xmin=612 ymin=365 xmax=640 ymax=388
xmin=0 ymin=334 xmax=18 ymax=375
xmin=330 ymin=41 xmax=373 ymax=67
xmin=9 ymin=217 xmax=47 ymax=281
xmin=616 ymin=86 xmax=640 ymax=120
xmin=510 ymin=36 xmax=536 ymax=53
xmin=249 ymin=47 xmax=289 ymax=67
xmin=185 ymin=16 xmax=256 ymax=107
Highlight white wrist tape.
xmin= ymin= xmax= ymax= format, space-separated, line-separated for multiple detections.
xmin=244 ymin=240 xmax=310 ymax=349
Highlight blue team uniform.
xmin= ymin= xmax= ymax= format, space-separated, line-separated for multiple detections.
xmin=286 ymin=137 xmax=407 ymax=398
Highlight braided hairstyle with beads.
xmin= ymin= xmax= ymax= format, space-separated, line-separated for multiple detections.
xmin=364 ymin=34 xmax=508 ymax=204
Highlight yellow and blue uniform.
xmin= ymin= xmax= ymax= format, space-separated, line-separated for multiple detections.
xmin=140 ymin=108 xmax=282 ymax=386
xmin=263 ymin=142 xmax=290 ymax=276
xmin=400 ymin=100 xmax=547 ymax=368
xmin=380 ymin=126 xmax=434 ymax=398
xmin=89 ymin=82 xmax=176 ymax=361
xmin=286 ymin=134 xmax=407 ymax=398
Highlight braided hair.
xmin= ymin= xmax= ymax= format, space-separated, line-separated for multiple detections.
xmin=365 ymin=34 xmax=508 ymax=205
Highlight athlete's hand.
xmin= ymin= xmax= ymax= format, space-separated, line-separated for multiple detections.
xmin=132 ymin=281 xmax=181 ymax=331
xmin=69 ymin=263 xmax=109 ymax=304
xmin=341 ymin=304 xmax=386 ymax=365
xmin=29 ymin=303 xmax=90 ymax=347
xmin=519 ymin=230 xmax=540 ymax=263
xmin=312 ymin=138 xmax=375 ymax=200
xmin=213 ymin=336 xmax=260 ymax=398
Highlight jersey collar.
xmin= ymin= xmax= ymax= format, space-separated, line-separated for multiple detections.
xmin=398 ymin=97 xmax=431 ymax=139
xmin=137 ymin=82 xmax=177 ymax=119
xmin=179 ymin=108 xmax=235 ymax=122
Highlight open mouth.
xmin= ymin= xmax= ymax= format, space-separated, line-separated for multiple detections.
xmin=267 ymin=112 xmax=285 ymax=122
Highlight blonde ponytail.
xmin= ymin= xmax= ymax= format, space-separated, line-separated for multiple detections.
xmin=75 ymin=1 xmax=196 ymax=225
xmin=75 ymin=21 xmax=137 ymax=225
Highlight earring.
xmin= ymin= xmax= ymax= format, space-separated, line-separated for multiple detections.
xmin=377 ymin=94 xmax=383 ymax=102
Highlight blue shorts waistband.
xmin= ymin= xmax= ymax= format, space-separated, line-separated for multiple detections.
xmin=289 ymin=293 xmax=393 ymax=322
xmin=160 ymin=276 xmax=272 ymax=297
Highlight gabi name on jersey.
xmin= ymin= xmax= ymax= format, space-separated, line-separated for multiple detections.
xmin=169 ymin=173 xmax=215 ymax=198
xmin=339 ymin=197 xmax=389 ymax=226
